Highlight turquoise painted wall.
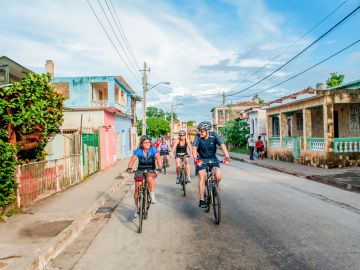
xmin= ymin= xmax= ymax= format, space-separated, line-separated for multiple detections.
xmin=53 ymin=76 xmax=132 ymax=112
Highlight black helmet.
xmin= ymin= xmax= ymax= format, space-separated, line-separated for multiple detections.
xmin=140 ymin=134 xmax=151 ymax=143
xmin=197 ymin=121 xmax=212 ymax=131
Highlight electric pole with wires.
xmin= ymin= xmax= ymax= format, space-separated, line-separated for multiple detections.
xmin=141 ymin=62 xmax=150 ymax=135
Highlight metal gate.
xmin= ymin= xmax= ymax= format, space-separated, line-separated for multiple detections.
xmin=82 ymin=132 xmax=100 ymax=177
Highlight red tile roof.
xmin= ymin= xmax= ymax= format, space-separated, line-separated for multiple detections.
xmin=235 ymin=101 xmax=258 ymax=106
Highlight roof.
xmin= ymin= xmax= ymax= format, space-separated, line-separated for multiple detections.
xmin=234 ymin=101 xmax=258 ymax=106
xmin=261 ymin=87 xmax=316 ymax=110
xmin=327 ymin=79 xmax=360 ymax=90
xmin=0 ymin=56 xmax=35 ymax=84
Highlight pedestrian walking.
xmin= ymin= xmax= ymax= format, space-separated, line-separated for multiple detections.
xmin=247 ymin=134 xmax=255 ymax=160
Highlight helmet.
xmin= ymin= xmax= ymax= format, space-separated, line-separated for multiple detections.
xmin=197 ymin=121 xmax=212 ymax=131
xmin=179 ymin=129 xmax=186 ymax=136
xmin=140 ymin=134 xmax=151 ymax=143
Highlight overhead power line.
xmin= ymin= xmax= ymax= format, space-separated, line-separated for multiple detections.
xmin=241 ymin=0 xmax=349 ymax=84
xmin=86 ymin=0 xmax=142 ymax=84
xmin=96 ymin=0 xmax=141 ymax=80
xmin=107 ymin=0 xmax=141 ymax=71
xmin=230 ymin=39 xmax=360 ymax=101
xmin=226 ymin=5 xmax=360 ymax=97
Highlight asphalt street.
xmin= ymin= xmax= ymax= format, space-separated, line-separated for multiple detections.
xmin=49 ymin=159 xmax=360 ymax=270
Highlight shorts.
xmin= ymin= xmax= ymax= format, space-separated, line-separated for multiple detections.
xmin=134 ymin=170 xmax=157 ymax=181
xmin=175 ymin=153 xmax=188 ymax=159
xmin=160 ymin=150 xmax=169 ymax=156
xmin=197 ymin=159 xmax=220 ymax=172
xmin=256 ymin=147 xmax=264 ymax=152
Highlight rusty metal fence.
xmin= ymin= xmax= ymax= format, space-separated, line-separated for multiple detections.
xmin=15 ymin=154 xmax=82 ymax=208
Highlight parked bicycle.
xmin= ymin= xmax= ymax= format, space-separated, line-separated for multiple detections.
xmin=203 ymin=160 xmax=223 ymax=224
xmin=178 ymin=155 xmax=189 ymax=197
xmin=130 ymin=169 xmax=160 ymax=233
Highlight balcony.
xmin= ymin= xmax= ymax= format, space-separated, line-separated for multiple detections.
xmin=114 ymin=102 xmax=126 ymax=113
xmin=90 ymin=100 xmax=108 ymax=108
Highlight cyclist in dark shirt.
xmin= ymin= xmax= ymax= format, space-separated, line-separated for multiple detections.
xmin=171 ymin=129 xmax=192 ymax=184
xmin=192 ymin=121 xmax=230 ymax=208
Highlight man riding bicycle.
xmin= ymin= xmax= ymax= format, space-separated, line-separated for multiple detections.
xmin=158 ymin=136 xmax=170 ymax=167
xmin=172 ymin=129 xmax=192 ymax=184
xmin=192 ymin=121 xmax=230 ymax=208
xmin=127 ymin=135 xmax=162 ymax=218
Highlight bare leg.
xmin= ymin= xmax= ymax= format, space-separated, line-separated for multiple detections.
xmin=198 ymin=170 xmax=206 ymax=200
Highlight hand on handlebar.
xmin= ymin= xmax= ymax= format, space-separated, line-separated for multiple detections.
xmin=195 ymin=159 xmax=203 ymax=167
xmin=223 ymin=157 xmax=230 ymax=165
xmin=126 ymin=168 xmax=134 ymax=174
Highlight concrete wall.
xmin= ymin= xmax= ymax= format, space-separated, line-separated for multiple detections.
xmin=63 ymin=110 xmax=104 ymax=129
xmin=311 ymin=107 xmax=324 ymax=137
xmin=115 ymin=115 xmax=132 ymax=159
xmin=335 ymin=104 xmax=360 ymax=137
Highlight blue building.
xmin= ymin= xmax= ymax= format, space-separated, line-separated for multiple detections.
xmin=52 ymin=75 xmax=141 ymax=160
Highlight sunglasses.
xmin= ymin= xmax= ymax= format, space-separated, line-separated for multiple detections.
xmin=180 ymin=135 xmax=185 ymax=137
xmin=142 ymin=141 xmax=151 ymax=144
xmin=199 ymin=130 xmax=207 ymax=133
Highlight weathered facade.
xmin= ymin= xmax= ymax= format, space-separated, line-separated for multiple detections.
xmin=264 ymin=81 xmax=360 ymax=168
xmin=211 ymin=102 xmax=257 ymax=133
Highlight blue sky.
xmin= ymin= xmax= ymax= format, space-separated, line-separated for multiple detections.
xmin=1 ymin=0 xmax=359 ymax=122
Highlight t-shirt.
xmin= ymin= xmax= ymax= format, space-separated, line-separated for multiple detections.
xmin=248 ymin=137 xmax=255 ymax=147
xmin=160 ymin=142 xmax=169 ymax=151
xmin=134 ymin=147 xmax=158 ymax=171
xmin=193 ymin=131 xmax=223 ymax=159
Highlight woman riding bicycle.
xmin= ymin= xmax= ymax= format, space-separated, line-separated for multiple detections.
xmin=158 ymin=136 xmax=170 ymax=167
xmin=127 ymin=135 xmax=162 ymax=218
xmin=171 ymin=129 xmax=192 ymax=184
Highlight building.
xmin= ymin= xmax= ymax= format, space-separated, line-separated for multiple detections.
xmin=0 ymin=56 xmax=34 ymax=86
xmin=246 ymin=106 xmax=267 ymax=141
xmin=211 ymin=102 xmax=258 ymax=133
xmin=264 ymin=80 xmax=360 ymax=168
xmin=51 ymin=72 xmax=141 ymax=169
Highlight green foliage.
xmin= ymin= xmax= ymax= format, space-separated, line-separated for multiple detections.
xmin=252 ymin=94 xmax=264 ymax=104
xmin=0 ymin=141 xmax=17 ymax=210
xmin=146 ymin=106 xmax=178 ymax=122
xmin=145 ymin=117 xmax=170 ymax=137
xmin=0 ymin=73 xmax=64 ymax=160
xmin=187 ymin=120 xmax=196 ymax=126
xmin=220 ymin=120 xmax=249 ymax=147
xmin=326 ymin=72 xmax=344 ymax=88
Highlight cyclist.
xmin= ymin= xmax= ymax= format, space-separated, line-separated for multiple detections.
xmin=192 ymin=121 xmax=230 ymax=208
xmin=172 ymin=129 xmax=192 ymax=184
xmin=158 ymin=136 xmax=170 ymax=167
xmin=127 ymin=134 xmax=162 ymax=218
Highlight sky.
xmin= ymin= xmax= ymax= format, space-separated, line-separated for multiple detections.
xmin=1 ymin=0 xmax=359 ymax=122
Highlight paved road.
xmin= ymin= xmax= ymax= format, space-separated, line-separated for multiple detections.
xmin=49 ymin=159 xmax=360 ymax=270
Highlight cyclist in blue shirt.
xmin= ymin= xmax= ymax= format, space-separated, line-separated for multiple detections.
xmin=192 ymin=121 xmax=230 ymax=208
xmin=127 ymin=135 xmax=162 ymax=218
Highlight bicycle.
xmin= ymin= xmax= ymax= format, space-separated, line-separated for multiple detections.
xmin=203 ymin=160 xmax=222 ymax=225
xmin=160 ymin=151 xmax=169 ymax=174
xmin=130 ymin=169 xmax=160 ymax=233
xmin=178 ymin=154 xmax=189 ymax=197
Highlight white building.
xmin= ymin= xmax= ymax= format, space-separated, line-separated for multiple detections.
xmin=246 ymin=106 xmax=267 ymax=142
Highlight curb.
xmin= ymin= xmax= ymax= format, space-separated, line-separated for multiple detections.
xmin=15 ymin=173 xmax=130 ymax=270
xmin=221 ymin=152 xmax=360 ymax=193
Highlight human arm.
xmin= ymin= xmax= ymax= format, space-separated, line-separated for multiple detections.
xmin=127 ymin=155 xmax=138 ymax=173
xmin=155 ymin=152 xmax=162 ymax=173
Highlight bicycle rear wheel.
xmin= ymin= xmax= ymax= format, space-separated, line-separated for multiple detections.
xmin=212 ymin=185 xmax=221 ymax=224
xmin=138 ymin=192 xmax=144 ymax=233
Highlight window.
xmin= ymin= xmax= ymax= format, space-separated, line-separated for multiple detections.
xmin=350 ymin=105 xmax=360 ymax=131
xmin=296 ymin=113 xmax=303 ymax=131
xmin=272 ymin=116 xmax=280 ymax=136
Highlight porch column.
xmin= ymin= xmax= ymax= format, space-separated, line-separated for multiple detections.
xmin=280 ymin=112 xmax=286 ymax=147
xmin=267 ymin=115 xmax=272 ymax=147
xmin=323 ymin=95 xmax=334 ymax=163
xmin=303 ymin=108 xmax=311 ymax=150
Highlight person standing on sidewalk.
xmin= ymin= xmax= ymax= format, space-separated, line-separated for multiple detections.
xmin=127 ymin=135 xmax=162 ymax=218
xmin=255 ymin=135 xmax=265 ymax=159
xmin=247 ymin=134 xmax=255 ymax=160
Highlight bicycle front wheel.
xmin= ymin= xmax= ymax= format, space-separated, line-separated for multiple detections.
xmin=163 ymin=157 xmax=167 ymax=174
xmin=212 ymin=185 xmax=221 ymax=225
xmin=138 ymin=192 xmax=144 ymax=233
xmin=181 ymin=173 xmax=186 ymax=197
xmin=205 ymin=184 xmax=211 ymax=213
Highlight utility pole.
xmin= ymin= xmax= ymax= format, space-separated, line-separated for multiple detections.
xmin=222 ymin=91 xmax=225 ymax=107
xmin=141 ymin=62 xmax=150 ymax=135
xmin=171 ymin=105 xmax=174 ymax=143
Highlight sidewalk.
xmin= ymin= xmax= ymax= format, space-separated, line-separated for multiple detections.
xmin=220 ymin=151 xmax=360 ymax=192
xmin=0 ymin=159 xmax=130 ymax=270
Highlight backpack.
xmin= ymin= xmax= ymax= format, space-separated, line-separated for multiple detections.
xmin=256 ymin=140 xmax=264 ymax=149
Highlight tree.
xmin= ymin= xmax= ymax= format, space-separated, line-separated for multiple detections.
xmin=146 ymin=106 xmax=178 ymax=121
xmin=252 ymin=94 xmax=264 ymax=104
xmin=165 ymin=112 xmax=178 ymax=122
xmin=145 ymin=117 xmax=170 ymax=137
xmin=220 ymin=120 xmax=249 ymax=147
xmin=0 ymin=73 xmax=64 ymax=160
xmin=326 ymin=73 xmax=344 ymax=88
xmin=187 ymin=120 xmax=196 ymax=127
